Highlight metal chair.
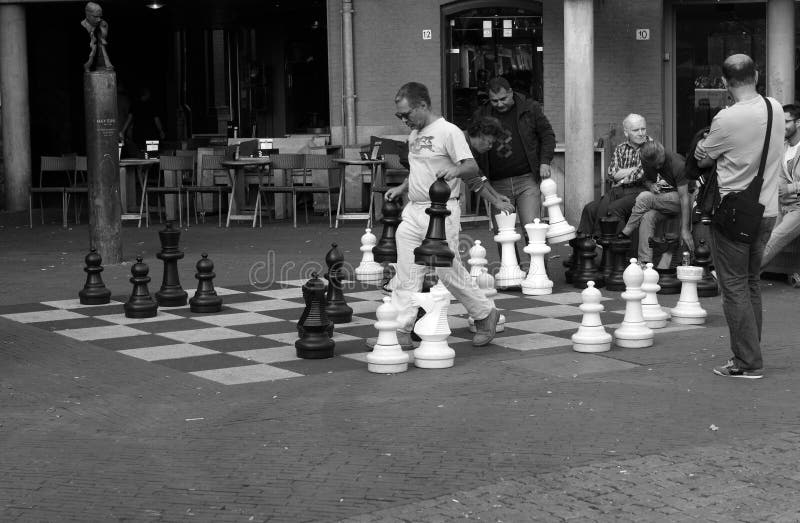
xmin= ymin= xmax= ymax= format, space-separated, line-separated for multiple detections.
xmin=294 ymin=154 xmax=342 ymax=228
xmin=64 ymin=155 xmax=89 ymax=226
xmin=29 ymin=155 xmax=74 ymax=228
xmin=183 ymin=154 xmax=231 ymax=227
xmin=146 ymin=155 xmax=189 ymax=227
xmin=256 ymin=153 xmax=299 ymax=226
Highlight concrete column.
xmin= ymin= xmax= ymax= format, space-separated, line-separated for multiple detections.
xmin=563 ymin=0 xmax=594 ymax=226
xmin=0 ymin=4 xmax=32 ymax=211
xmin=342 ymin=0 xmax=357 ymax=145
xmin=767 ymin=0 xmax=795 ymax=104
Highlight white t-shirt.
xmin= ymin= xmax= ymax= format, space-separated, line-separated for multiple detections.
xmin=701 ymin=95 xmax=783 ymax=217
xmin=406 ymin=117 xmax=473 ymax=203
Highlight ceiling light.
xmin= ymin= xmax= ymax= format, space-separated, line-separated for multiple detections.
xmin=146 ymin=1 xmax=164 ymax=9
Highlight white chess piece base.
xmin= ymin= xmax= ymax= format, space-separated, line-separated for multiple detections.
xmin=413 ymin=342 xmax=455 ymax=368
xmin=367 ymin=343 xmax=410 ymax=373
xmin=572 ymin=327 xmax=612 ymax=353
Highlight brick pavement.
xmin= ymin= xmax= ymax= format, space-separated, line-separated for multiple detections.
xmin=2 ymin=216 xmax=800 ymax=521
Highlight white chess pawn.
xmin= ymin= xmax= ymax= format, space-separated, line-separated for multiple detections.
xmin=366 ymin=297 xmax=410 ymax=373
xmin=493 ymin=212 xmax=526 ymax=290
xmin=467 ymin=240 xmax=488 ymax=281
xmin=410 ymin=287 xmax=454 ymax=368
xmin=540 ymin=178 xmax=576 ymax=244
xmin=522 ymin=219 xmax=553 ymax=295
xmin=671 ymin=265 xmax=707 ymax=325
xmin=641 ymin=262 xmax=670 ymax=329
xmin=614 ymin=258 xmax=654 ymax=348
xmin=572 ymin=281 xmax=612 ymax=352
xmin=469 ymin=267 xmax=506 ymax=333
xmin=355 ymin=228 xmax=384 ymax=284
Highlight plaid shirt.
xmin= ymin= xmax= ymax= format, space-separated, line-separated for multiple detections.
xmin=607 ymin=141 xmax=645 ymax=186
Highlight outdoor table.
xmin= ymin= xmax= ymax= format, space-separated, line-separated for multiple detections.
xmin=119 ymin=158 xmax=159 ymax=227
xmin=220 ymin=157 xmax=271 ymax=227
xmin=331 ymin=157 xmax=384 ymax=228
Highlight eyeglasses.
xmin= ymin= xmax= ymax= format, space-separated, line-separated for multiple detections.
xmin=395 ymin=108 xmax=414 ymax=120
xmin=786 ymin=118 xmax=798 ymax=124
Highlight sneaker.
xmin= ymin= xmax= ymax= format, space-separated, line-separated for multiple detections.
xmin=472 ymin=308 xmax=500 ymax=347
xmin=789 ymin=272 xmax=800 ymax=288
xmin=713 ymin=360 xmax=763 ymax=379
xmin=366 ymin=331 xmax=414 ymax=351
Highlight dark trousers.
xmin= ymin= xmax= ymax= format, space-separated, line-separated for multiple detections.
xmin=578 ymin=185 xmax=645 ymax=237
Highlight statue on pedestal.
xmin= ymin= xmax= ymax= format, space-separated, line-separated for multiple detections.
xmin=82 ymin=2 xmax=113 ymax=72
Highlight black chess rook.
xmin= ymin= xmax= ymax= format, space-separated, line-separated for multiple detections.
xmin=324 ymin=243 xmax=353 ymax=324
xmin=598 ymin=213 xmax=620 ymax=279
xmin=155 ymin=222 xmax=188 ymax=307
xmin=190 ymin=253 xmax=223 ymax=313
xmin=79 ymin=248 xmax=111 ymax=305
xmin=124 ymin=256 xmax=158 ymax=318
xmin=296 ymin=272 xmax=335 ymax=359
xmin=414 ymin=177 xmax=454 ymax=267
xmin=654 ymin=235 xmax=681 ymax=294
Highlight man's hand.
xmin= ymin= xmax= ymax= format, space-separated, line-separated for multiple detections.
xmin=435 ymin=166 xmax=460 ymax=181
xmin=384 ymin=186 xmax=405 ymax=201
xmin=493 ymin=194 xmax=515 ymax=214
xmin=681 ymin=229 xmax=695 ymax=254
xmin=646 ymin=182 xmax=660 ymax=194
xmin=539 ymin=164 xmax=551 ymax=179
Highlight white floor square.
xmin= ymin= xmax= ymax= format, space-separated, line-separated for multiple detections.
xmin=191 ymin=364 xmax=303 ymax=385
xmin=40 ymin=299 xmax=122 ymax=309
xmin=212 ymin=287 xmax=246 ymax=296
xmin=230 ymin=345 xmax=299 ymax=364
xmin=504 ymin=318 xmax=581 ymax=332
xmin=95 ymin=311 xmax=183 ymax=325
xmin=346 ymin=290 xmax=387 ymax=301
xmin=2 ymin=309 xmax=87 ymax=323
xmin=251 ymin=288 xmax=303 ymax=299
xmin=118 ymin=343 xmax=219 ymax=361
xmin=160 ymin=327 xmax=252 ymax=343
xmin=348 ymin=300 xmax=380 ymax=315
xmin=226 ymin=299 xmax=304 ymax=312
xmin=192 ymin=312 xmax=282 ymax=327
xmin=515 ymin=305 xmax=583 ymax=317
xmin=334 ymin=315 xmax=376 ymax=329
xmin=57 ymin=325 xmax=149 ymax=341
xmin=492 ymin=333 xmax=572 ymax=351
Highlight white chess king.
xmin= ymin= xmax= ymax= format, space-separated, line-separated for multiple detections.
xmin=354 ymin=228 xmax=384 ymax=284
xmin=493 ymin=212 xmax=526 ymax=290
xmin=540 ymin=177 xmax=576 ymax=244
xmin=522 ymin=219 xmax=553 ymax=295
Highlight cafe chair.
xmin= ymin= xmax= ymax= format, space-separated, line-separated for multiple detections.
xmin=29 ymin=155 xmax=74 ymax=228
xmin=182 ymin=154 xmax=231 ymax=227
xmin=295 ymin=154 xmax=342 ymax=228
xmin=459 ymin=183 xmax=493 ymax=229
xmin=64 ymin=155 xmax=89 ymax=226
xmin=256 ymin=153 xmax=300 ymax=226
xmin=145 ymin=155 xmax=189 ymax=227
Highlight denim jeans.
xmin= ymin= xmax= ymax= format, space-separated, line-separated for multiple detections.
xmin=761 ymin=208 xmax=800 ymax=267
xmin=578 ymin=185 xmax=644 ymax=237
xmin=622 ymin=190 xmax=681 ymax=262
xmin=709 ymin=216 xmax=776 ymax=371
xmin=490 ymin=174 xmax=541 ymax=228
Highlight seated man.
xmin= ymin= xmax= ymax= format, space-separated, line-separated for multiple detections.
xmin=617 ymin=140 xmax=694 ymax=263
xmin=761 ymin=103 xmax=800 ymax=285
xmin=578 ymin=113 xmax=649 ymax=236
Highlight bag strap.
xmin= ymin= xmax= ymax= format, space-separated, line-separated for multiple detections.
xmin=744 ymin=96 xmax=773 ymax=197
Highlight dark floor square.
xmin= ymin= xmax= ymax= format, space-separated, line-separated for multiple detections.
xmin=0 ymin=303 xmax=58 ymax=315
xmin=155 ymin=353 xmax=260 ymax=372
xmin=91 ymin=334 xmax=178 ymax=350
xmin=195 ymin=336 xmax=288 ymax=352
xmin=38 ymin=317 xmax=115 ymax=331
xmin=271 ymin=355 xmax=363 ymax=375
xmin=139 ymin=318 xmax=218 ymax=333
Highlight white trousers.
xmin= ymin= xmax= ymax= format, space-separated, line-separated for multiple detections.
xmin=392 ymin=200 xmax=493 ymax=334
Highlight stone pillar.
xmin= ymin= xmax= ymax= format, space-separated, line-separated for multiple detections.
xmin=767 ymin=0 xmax=795 ymax=104
xmin=0 ymin=4 xmax=32 ymax=212
xmin=342 ymin=0 xmax=357 ymax=145
xmin=563 ymin=0 xmax=594 ymax=226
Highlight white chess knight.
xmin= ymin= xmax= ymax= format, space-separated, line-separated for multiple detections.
xmin=469 ymin=267 xmax=506 ymax=333
xmin=572 ymin=281 xmax=612 ymax=352
xmin=670 ymin=265 xmax=707 ymax=325
xmin=354 ymin=228 xmax=384 ymax=284
xmin=410 ymin=284 xmax=455 ymax=368
xmin=493 ymin=212 xmax=526 ymax=289
xmin=522 ymin=219 xmax=553 ymax=295
xmin=540 ymin=177 xmax=576 ymax=244
xmin=467 ymin=240 xmax=488 ymax=281
xmin=641 ymin=262 xmax=669 ymax=328
xmin=366 ymin=297 xmax=410 ymax=373
xmin=613 ymin=258 xmax=654 ymax=348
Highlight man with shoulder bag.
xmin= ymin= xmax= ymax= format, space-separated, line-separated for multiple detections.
xmin=694 ymin=54 xmax=782 ymax=379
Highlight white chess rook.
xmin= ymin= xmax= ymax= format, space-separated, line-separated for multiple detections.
xmin=614 ymin=258 xmax=654 ymax=348
xmin=355 ymin=228 xmax=384 ymax=284
xmin=411 ymin=284 xmax=455 ymax=368
xmin=540 ymin=178 xmax=576 ymax=244
xmin=469 ymin=267 xmax=506 ymax=333
xmin=366 ymin=297 xmax=410 ymax=373
xmin=572 ymin=281 xmax=612 ymax=352
xmin=493 ymin=212 xmax=526 ymax=289
xmin=522 ymin=219 xmax=553 ymax=295
xmin=467 ymin=240 xmax=488 ymax=281
xmin=670 ymin=265 xmax=707 ymax=325
xmin=641 ymin=262 xmax=669 ymax=328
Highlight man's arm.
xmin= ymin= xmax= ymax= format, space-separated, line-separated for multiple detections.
xmin=154 ymin=116 xmax=166 ymax=140
xmin=437 ymin=157 xmax=479 ymax=182
xmin=677 ymin=184 xmax=694 ymax=252
xmin=384 ymin=179 xmax=408 ymax=201
xmin=478 ymin=183 xmax=514 ymax=213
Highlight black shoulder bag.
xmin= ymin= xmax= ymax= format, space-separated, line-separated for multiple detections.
xmin=711 ymin=96 xmax=772 ymax=244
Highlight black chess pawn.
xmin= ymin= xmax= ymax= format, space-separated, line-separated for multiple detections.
xmin=414 ymin=178 xmax=454 ymax=267
xmin=79 ymin=248 xmax=111 ymax=305
xmin=155 ymin=222 xmax=188 ymax=307
xmin=189 ymin=253 xmax=223 ymax=313
xmin=695 ymin=239 xmax=719 ymax=297
xmin=296 ymin=272 xmax=335 ymax=359
xmin=324 ymin=243 xmax=353 ymax=324
xmin=605 ymin=235 xmax=632 ymax=291
xmin=655 ymin=234 xmax=681 ymax=294
xmin=124 ymin=256 xmax=158 ymax=318
xmin=598 ymin=213 xmax=620 ymax=280
xmin=373 ymin=197 xmax=402 ymax=263
xmin=573 ymin=234 xmax=604 ymax=289
xmin=564 ymin=234 xmax=580 ymax=284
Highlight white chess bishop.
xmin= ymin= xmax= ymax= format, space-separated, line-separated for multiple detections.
xmin=469 ymin=267 xmax=506 ymax=333
xmin=366 ymin=297 xmax=410 ymax=373
xmin=670 ymin=265 xmax=707 ymax=325
xmin=410 ymin=281 xmax=455 ymax=368
xmin=467 ymin=240 xmax=488 ymax=281
xmin=493 ymin=212 xmax=526 ymax=289
xmin=354 ymin=228 xmax=384 ymax=284
xmin=572 ymin=281 xmax=612 ymax=353
xmin=641 ymin=262 xmax=669 ymax=329
xmin=613 ymin=258 xmax=654 ymax=348
xmin=540 ymin=178 xmax=576 ymax=244
xmin=522 ymin=219 xmax=553 ymax=295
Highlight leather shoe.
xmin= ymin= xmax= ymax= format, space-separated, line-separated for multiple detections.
xmin=472 ymin=308 xmax=499 ymax=347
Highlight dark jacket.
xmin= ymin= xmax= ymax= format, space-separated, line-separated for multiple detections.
xmin=472 ymin=93 xmax=556 ymax=183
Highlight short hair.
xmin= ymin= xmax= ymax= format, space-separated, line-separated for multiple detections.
xmin=466 ymin=116 xmax=504 ymax=139
xmin=487 ymin=77 xmax=512 ymax=94
xmin=395 ymin=82 xmax=431 ymax=108
xmin=639 ymin=140 xmax=665 ymax=170
xmin=85 ymin=2 xmax=101 ymax=14
xmin=622 ymin=113 xmax=646 ymax=131
xmin=722 ymin=54 xmax=756 ymax=88
xmin=784 ymin=103 xmax=800 ymax=121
